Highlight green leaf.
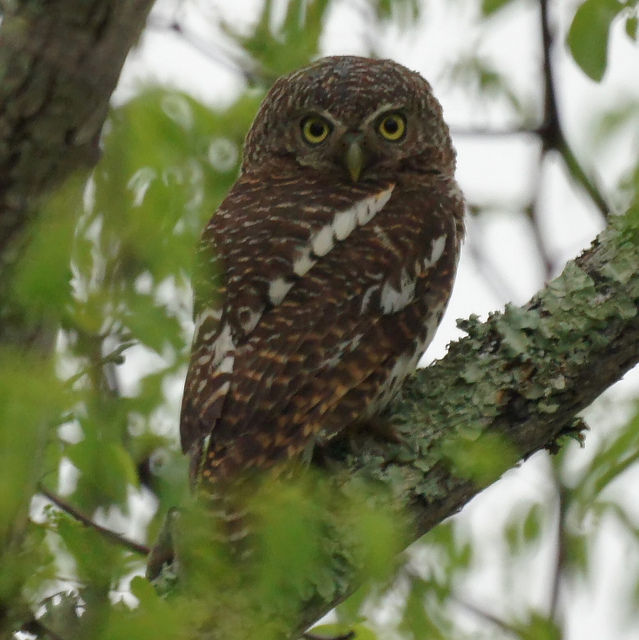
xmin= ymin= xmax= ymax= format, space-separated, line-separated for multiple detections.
xmin=399 ymin=576 xmax=450 ymax=639
xmin=567 ymin=0 xmax=623 ymax=81
xmin=482 ymin=0 xmax=517 ymax=16
xmin=516 ymin=611 xmax=561 ymax=640
xmin=523 ymin=503 xmax=543 ymax=543
xmin=342 ymin=498 xmax=405 ymax=581
xmin=309 ymin=623 xmax=378 ymax=640
xmin=0 ymin=522 xmax=56 ymax=609
xmin=626 ymin=14 xmax=638 ymax=40
xmin=234 ymin=0 xmax=331 ymax=78
xmin=10 ymin=176 xmax=84 ymax=325
xmin=66 ymin=435 xmax=138 ymax=509
xmin=442 ymin=431 xmax=519 ymax=485
xmin=0 ymin=351 xmax=65 ymax=542
xmin=335 ymin=585 xmax=370 ymax=625
xmin=570 ymin=409 xmax=639 ymax=520
xmin=374 ymin=0 xmax=419 ymax=26
xmin=251 ymin=479 xmax=332 ymax=605
xmin=55 ymin=515 xmax=123 ymax=588
xmin=592 ymin=99 xmax=639 ymax=145
xmin=98 ymin=577 xmax=187 ymax=640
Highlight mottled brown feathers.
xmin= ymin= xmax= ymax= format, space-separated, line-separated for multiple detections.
xmin=180 ymin=55 xmax=465 ymax=488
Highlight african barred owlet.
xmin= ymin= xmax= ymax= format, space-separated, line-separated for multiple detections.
xmin=180 ymin=56 xmax=464 ymax=488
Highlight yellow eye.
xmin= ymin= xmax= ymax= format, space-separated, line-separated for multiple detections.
xmin=301 ymin=116 xmax=332 ymax=145
xmin=377 ymin=112 xmax=406 ymax=141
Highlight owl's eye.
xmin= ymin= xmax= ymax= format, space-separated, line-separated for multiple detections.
xmin=377 ymin=112 xmax=406 ymax=141
xmin=301 ymin=116 xmax=332 ymax=145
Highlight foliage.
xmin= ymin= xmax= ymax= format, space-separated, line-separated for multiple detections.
xmin=1 ymin=1 xmax=638 ymax=639
xmin=567 ymin=0 xmax=638 ymax=81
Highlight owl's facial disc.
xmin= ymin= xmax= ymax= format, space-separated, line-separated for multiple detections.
xmin=298 ymin=112 xmax=367 ymax=181
xmin=294 ymin=106 xmax=411 ymax=182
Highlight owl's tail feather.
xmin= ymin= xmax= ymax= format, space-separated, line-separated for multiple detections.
xmin=197 ymin=479 xmax=260 ymax=564
xmin=202 ymin=488 xmax=252 ymax=546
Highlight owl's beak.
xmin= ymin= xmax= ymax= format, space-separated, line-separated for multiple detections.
xmin=345 ymin=141 xmax=364 ymax=182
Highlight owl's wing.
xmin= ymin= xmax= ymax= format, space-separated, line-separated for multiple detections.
xmin=180 ymin=170 xmax=461 ymax=477
xmin=214 ymin=192 xmax=459 ymax=471
xmin=179 ymin=224 xmax=232 ymax=458
xmin=180 ymin=173 xmax=397 ymax=457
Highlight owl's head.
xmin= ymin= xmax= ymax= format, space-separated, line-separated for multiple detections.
xmin=242 ymin=56 xmax=456 ymax=182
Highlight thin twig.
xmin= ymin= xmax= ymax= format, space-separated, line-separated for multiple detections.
xmin=146 ymin=15 xmax=263 ymax=84
xmin=539 ymin=0 xmax=561 ymax=152
xmin=526 ymin=201 xmax=555 ymax=280
xmin=559 ymin=142 xmax=609 ymax=216
xmin=548 ymin=467 xmax=567 ymax=622
xmin=538 ymin=0 xmax=608 ymax=218
xmin=451 ymin=126 xmax=541 ymax=138
xmin=38 ymin=485 xmax=150 ymax=556
xmin=63 ymin=340 xmax=135 ymax=388
xmin=454 ymin=597 xmax=523 ymax=638
xmin=520 ymin=139 xmax=556 ymax=280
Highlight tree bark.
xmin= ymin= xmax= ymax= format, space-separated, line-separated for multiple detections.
xmin=0 ymin=0 xmax=154 ymax=298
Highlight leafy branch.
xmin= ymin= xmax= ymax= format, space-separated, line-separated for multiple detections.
xmin=39 ymin=485 xmax=150 ymax=556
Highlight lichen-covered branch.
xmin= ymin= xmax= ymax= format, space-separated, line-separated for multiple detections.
xmin=290 ymin=215 xmax=639 ymax=636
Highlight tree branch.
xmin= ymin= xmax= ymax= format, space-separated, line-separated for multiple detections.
xmin=39 ymin=486 xmax=150 ymax=556
xmin=287 ymin=214 xmax=639 ymax=637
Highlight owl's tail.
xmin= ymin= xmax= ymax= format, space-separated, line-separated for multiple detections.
xmin=145 ymin=490 xmax=255 ymax=588
xmin=201 ymin=484 xmax=254 ymax=553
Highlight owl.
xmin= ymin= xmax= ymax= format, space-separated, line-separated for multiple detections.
xmin=180 ymin=56 xmax=465 ymax=491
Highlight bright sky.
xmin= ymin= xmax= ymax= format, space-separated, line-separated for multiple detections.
xmin=115 ymin=2 xmax=639 ymax=637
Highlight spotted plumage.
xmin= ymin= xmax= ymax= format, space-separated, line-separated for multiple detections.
xmin=180 ymin=56 xmax=465 ymax=490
